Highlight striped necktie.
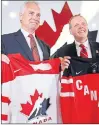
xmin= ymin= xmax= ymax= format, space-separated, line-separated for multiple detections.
xmin=80 ymin=44 xmax=88 ymax=58
xmin=28 ymin=34 xmax=40 ymax=61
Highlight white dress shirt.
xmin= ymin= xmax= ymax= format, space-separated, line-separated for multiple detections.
xmin=75 ymin=40 xmax=92 ymax=58
xmin=21 ymin=28 xmax=43 ymax=61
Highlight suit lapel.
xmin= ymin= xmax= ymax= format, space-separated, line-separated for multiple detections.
xmin=36 ymin=36 xmax=49 ymax=60
xmin=14 ymin=30 xmax=33 ymax=60
xmin=89 ymin=39 xmax=96 ymax=58
xmin=70 ymin=42 xmax=78 ymax=57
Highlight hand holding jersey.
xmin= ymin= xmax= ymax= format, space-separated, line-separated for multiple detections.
xmin=59 ymin=56 xmax=71 ymax=71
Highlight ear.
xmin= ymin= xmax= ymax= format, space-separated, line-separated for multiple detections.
xmin=19 ymin=13 xmax=23 ymax=23
xmin=69 ymin=29 xmax=72 ymax=35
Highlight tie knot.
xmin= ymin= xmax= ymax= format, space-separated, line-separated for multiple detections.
xmin=79 ymin=44 xmax=86 ymax=49
xmin=28 ymin=34 xmax=33 ymax=39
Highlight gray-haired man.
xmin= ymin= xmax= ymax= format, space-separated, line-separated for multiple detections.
xmin=2 ymin=1 xmax=50 ymax=63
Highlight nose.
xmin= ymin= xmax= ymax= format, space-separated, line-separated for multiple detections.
xmin=79 ymin=24 xmax=84 ymax=29
xmin=31 ymin=14 xmax=36 ymax=20
xmin=31 ymin=14 xmax=39 ymax=21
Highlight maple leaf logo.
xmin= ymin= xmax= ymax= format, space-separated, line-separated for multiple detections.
xmin=36 ymin=2 xmax=73 ymax=48
xmin=28 ymin=98 xmax=51 ymax=121
xmin=20 ymin=89 xmax=43 ymax=116
xmin=20 ymin=89 xmax=51 ymax=122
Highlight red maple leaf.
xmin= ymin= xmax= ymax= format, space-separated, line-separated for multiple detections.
xmin=35 ymin=2 xmax=73 ymax=47
xmin=20 ymin=89 xmax=42 ymax=116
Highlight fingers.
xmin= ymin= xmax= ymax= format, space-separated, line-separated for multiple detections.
xmin=63 ymin=56 xmax=71 ymax=64
xmin=59 ymin=56 xmax=71 ymax=71
xmin=59 ymin=56 xmax=71 ymax=61
xmin=64 ymin=56 xmax=71 ymax=59
xmin=1 ymin=54 xmax=10 ymax=64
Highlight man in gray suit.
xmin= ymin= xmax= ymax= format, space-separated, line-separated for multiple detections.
xmin=2 ymin=1 xmax=50 ymax=64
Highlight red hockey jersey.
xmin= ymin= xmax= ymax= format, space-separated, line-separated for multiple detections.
xmin=1 ymin=54 xmax=61 ymax=123
xmin=60 ymin=57 xmax=99 ymax=123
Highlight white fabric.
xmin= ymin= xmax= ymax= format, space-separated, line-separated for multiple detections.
xmin=2 ymin=65 xmax=61 ymax=123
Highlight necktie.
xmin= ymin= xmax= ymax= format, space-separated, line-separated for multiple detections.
xmin=80 ymin=44 xmax=88 ymax=58
xmin=28 ymin=34 xmax=40 ymax=61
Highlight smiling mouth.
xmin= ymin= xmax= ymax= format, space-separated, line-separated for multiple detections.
xmin=79 ymin=30 xmax=86 ymax=33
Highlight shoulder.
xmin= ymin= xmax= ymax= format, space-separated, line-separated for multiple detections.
xmin=2 ymin=32 xmax=15 ymax=44
xmin=2 ymin=30 xmax=20 ymax=39
xmin=57 ymin=42 xmax=74 ymax=53
xmin=55 ymin=42 xmax=74 ymax=57
xmin=90 ymin=40 xmax=99 ymax=48
xmin=2 ymin=32 xmax=15 ymax=38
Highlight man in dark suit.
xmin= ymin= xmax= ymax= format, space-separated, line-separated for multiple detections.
xmin=54 ymin=14 xmax=99 ymax=71
xmin=2 ymin=1 xmax=50 ymax=64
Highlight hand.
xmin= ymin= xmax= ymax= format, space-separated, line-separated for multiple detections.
xmin=59 ymin=56 xmax=71 ymax=71
xmin=1 ymin=54 xmax=10 ymax=64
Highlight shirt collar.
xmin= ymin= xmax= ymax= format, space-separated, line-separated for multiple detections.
xmin=75 ymin=39 xmax=89 ymax=49
xmin=21 ymin=28 xmax=35 ymax=38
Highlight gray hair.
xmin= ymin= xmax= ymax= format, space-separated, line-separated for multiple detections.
xmin=20 ymin=1 xmax=39 ymax=14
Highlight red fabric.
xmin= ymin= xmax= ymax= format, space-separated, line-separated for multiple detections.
xmin=28 ymin=34 xmax=40 ymax=61
xmin=60 ymin=74 xmax=99 ymax=123
xmin=80 ymin=44 xmax=88 ymax=58
xmin=2 ymin=54 xmax=60 ymax=83
xmin=1 ymin=114 xmax=8 ymax=121
xmin=1 ymin=96 xmax=11 ymax=104
xmin=1 ymin=53 xmax=61 ymax=123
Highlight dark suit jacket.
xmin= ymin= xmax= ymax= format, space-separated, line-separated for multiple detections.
xmin=2 ymin=30 xmax=50 ymax=61
xmin=54 ymin=39 xmax=99 ymax=58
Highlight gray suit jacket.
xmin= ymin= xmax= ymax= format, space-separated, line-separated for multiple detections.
xmin=2 ymin=30 xmax=50 ymax=61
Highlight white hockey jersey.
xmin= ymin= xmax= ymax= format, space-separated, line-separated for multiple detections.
xmin=1 ymin=54 xmax=61 ymax=124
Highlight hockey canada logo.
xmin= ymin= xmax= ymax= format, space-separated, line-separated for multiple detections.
xmin=20 ymin=89 xmax=52 ymax=123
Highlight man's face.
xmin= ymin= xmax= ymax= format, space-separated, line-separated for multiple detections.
xmin=20 ymin=3 xmax=40 ymax=32
xmin=70 ymin=16 xmax=88 ymax=41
